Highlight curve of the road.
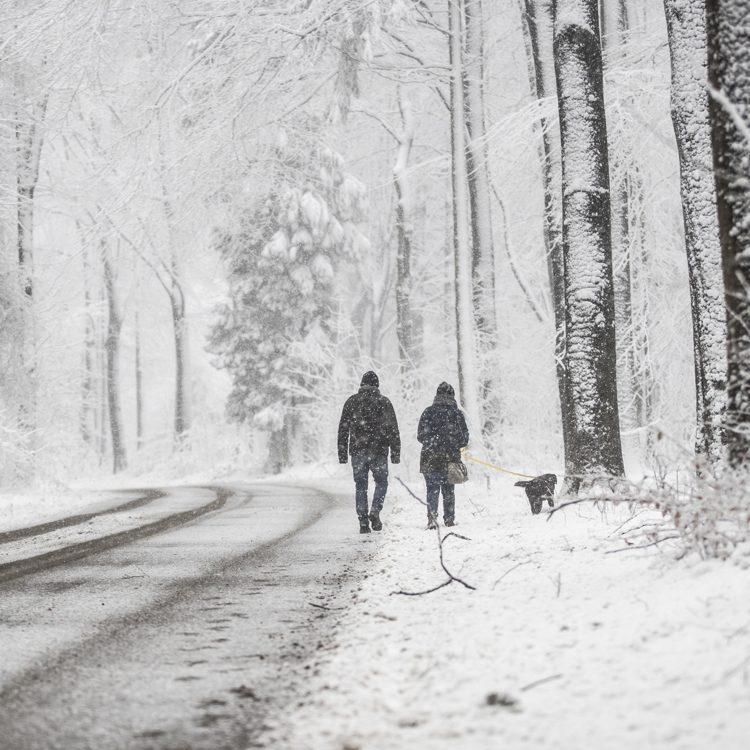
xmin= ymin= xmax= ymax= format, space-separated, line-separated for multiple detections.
xmin=0 ymin=480 xmax=365 ymax=750
xmin=0 ymin=488 xmax=168 ymax=545
xmin=0 ymin=487 xmax=230 ymax=584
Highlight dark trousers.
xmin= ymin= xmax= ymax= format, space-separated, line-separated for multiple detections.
xmin=424 ymin=471 xmax=455 ymax=522
xmin=351 ymin=454 xmax=389 ymax=522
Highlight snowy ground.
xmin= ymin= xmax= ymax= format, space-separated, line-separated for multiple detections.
xmin=263 ymin=472 xmax=750 ymax=750
xmin=3 ymin=469 xmax=749 ymax=749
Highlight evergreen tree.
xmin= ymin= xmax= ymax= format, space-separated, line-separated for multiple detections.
xmin=210 ymin=137 xmax=368 ymax=459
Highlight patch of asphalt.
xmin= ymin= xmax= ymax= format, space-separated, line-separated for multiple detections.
xmin=0 ymin=486 xmax=231 ymax=585
xmin=0 ymin=489 xmax=166 ymax=544
xmin=0 ymin=483 xmax=371 ymax=750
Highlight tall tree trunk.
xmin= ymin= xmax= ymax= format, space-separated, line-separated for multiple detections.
xmin=706 ymin=0 xmax=750 ymax=467
xmin=553 ymin=0 xmax=625 ymax=487
xmin=102 ymin=238 xmax=127 ymax=473
xmin=158 ymin=120 xmax=190 ymax=442
xmin=630 ymin=185 xmax=656 ymax=455
xmin=599 ymin=0 xmax=628 ymax=48
xmin=449 ymin=0 xmax=482 ymax=434
xmin=98 ymin=303 xmax=108 ymax=464
xmin=80 ymin=238 xmax=95 ymax=447
xmin=394 ymin=93 xmax=416 ymax=368
xmin=135 ymin=309 xmax=144 ymax=450
xmin=663 ymin=0 xmax=727 ymax=467
xmin=16 ymin=95 xmax=47 ymax=299
xmin=15 ymin=91 xmax=47 ymax=454
xmin=464 ymin=0 xmax=495 ymax=325
xmin=601 ymin=0 xmax=639 ymax=453
xmin=522 ymin=0 xmax=575 ymax=465
xmin=169 ymin=285 xmax=189 ymax=438
xmin=464 ymin=0 xmax=500 ymax=439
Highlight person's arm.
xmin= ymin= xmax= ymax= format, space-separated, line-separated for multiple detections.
xmin=417 ymin=408 xmax=429 ymax=445
xmin=338 ymin=399 xmax=352 ymax=463
xmin=387 ymin=400 xmax=401 ymax=463
xmin=458 ymin=410 xmax=469 ymax=449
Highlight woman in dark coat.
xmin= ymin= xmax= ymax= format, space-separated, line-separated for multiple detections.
xmin=417 ymin=382 xmax=469 ymax=529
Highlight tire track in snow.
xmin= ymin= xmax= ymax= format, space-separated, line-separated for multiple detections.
xmin=0 ymin=488 xmax=166 ymax=545
xmin=0 ymin=486 xmax=232 ymax=584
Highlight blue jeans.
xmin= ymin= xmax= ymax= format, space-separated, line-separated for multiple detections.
xmin=424 ymin=471 xmax=455 ymax=522
xmin=351 ymin=454 xmax=389 ymax=522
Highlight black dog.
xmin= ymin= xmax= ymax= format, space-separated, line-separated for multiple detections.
xmin=515 ymin=473 xmax=557 ymax=515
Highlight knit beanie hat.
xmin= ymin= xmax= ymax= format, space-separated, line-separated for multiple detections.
xmin=436 ymin=381 xmax=455 ymax=398
xmin=361 ymin=371 xmax=379 ymax=388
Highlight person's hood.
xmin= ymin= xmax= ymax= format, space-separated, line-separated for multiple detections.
xmin=360 ymin=371 xmax=379 ymax=388
xmin=433 ymin=381 xmax=457 ymax=406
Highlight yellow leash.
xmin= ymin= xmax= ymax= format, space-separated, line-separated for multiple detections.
xmin=460 ymin=448 xmax=535 ymax=479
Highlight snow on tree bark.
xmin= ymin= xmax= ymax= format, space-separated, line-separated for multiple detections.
xmin=601 ymin=0 xmax=641 ymax=453
xmin=13 ymin=82 xmax=47 ymax=454
xmin=464 ymin=0 xmax=501 ymax=438
xmin=394 ymin=93 xmax=416 ymax=368
xmin=664 ymin=0 xmax=727 ymax=466
xmin=102 ymin=237 xmax=127 ymax=474
xmin=553 ymin=0 xmax=625 ymax=483
xmin=16 ymin=94 xmax=47 ymax=300
xmin=706 ymin=0 xmax=750 ymax=466
xmin=523 ymin=0 xmax=575 ymax=463
xmin=449 ymin=0 xmax=482 ymax=436
xmin=135 ymin=310 xmax=143 ymax=451
xmin=157 ymin=121 xmax=190 ymax=442
xmin=464 ymin=0 xmax=495 ymax=326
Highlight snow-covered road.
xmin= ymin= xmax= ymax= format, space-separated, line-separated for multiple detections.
xmin=0 ymin=482 xmax=365 ymax=750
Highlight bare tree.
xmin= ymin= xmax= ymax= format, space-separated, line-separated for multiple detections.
xmin=393 ymin=94 xmax=418 ymax=368
xmin=101 ymin=234 xmax=127 ymax=473
xmin=464 ymin=0 xmax=500 ymax=437
xmin=706 ymin=0 xmax=750 ymax=466
xmin=464 ymin=0 xmax=495 ymax=324
xmin=553 ymin=0 xmax=625 ymax=488
xmin=449 ymin=0 xmax=482 ymax=433
xmin=521 ymin=0 xmax=574 ymax=462
xmin=664 ymin=0 xmax=727 ymax=467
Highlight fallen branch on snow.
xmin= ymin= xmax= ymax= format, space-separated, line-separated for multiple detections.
xmin=391 ymin=479 xmax=476 ymax=595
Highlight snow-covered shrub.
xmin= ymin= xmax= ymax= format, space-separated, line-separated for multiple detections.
xmin=0 ymin=409 xmax=36 ymax=485
xmin=575 ymin=464 xmax=750 ymax=563
xmin=645 ymin=470 xmax=750 ymax=561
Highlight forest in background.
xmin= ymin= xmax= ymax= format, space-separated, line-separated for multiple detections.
xmin=0 ymin=0 xmax=745 ymax=514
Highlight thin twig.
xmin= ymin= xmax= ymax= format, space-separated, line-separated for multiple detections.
xmin=520 ymin=674 xmax=563 ymax=692
xmin=492 ymin=560 xmax=531 ymax=589
xmin=605 ymin=536 xmax=680 ymax=554
xmin=391 ymin=579 xmax=453 ymax=597
xmin=308 ymin=603 xmax=345 ymax=611
xmin=547 ymin=495 xmax=632 ymax=519
xmin=443 ymin=532 xmax=471 ymax=542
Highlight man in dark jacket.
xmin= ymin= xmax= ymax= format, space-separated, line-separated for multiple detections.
xmin=338 ymin=371 xmax=401 ymax=534
xmin=417 ymin=382 xmax=469 ymax=529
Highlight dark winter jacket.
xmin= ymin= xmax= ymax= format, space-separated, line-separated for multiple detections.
xmin=417 ymin=385 xmax=469 ymax=474
xmin=338 ymin=385 xmax=401 ymax=463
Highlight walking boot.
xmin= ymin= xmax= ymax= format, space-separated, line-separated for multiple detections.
xmin=369 ymin=512 xmax=383 ymax=531
xmin=359 ymin=520 xmax=371 ymax=534
xmin=427 ymin=514 xmax=437 ymax=530
xmin=445 ymin=518 xmax=455 ymax=527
